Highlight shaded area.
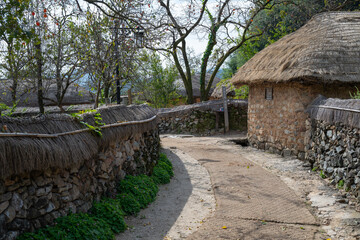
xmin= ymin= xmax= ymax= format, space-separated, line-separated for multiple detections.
xmin=116 ymin=148 xmax=215 ymax=240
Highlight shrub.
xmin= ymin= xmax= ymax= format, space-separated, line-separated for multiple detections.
xmin=117 ymin=175 xmax=158 ymax=208
xmin=17 ymin=227 xmax=67 ymax=240
xmin=159 ymin=153 xmax=173 ymax=168
xmin=117 ymin=192 xmax=141 ymax=215
xmin=90 ymin=198 xmax=126 ymax=233
xmin=151 ymin=165 xmax=171 ymax=184
xmin=18 ymin=213 xmax=113 ymax=240
xmin=53 ymin=213 xmax=114 ymax=240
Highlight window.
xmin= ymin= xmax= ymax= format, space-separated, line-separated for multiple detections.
xmin=265 ymin=87 xmax=273 ymax=100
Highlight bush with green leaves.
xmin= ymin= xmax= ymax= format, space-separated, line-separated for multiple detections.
xmin=117 ymin=175 xmax=158 ymax=208
xmin=18 ymin=213 xmax=114 ymax=240
xmin=159 ymin=153 xmax=173 ymax=168
xmin=117 ymin=192 xmax=141 ymax=215
xmin=90 ymin=198 xmax=126 ymax=233
xmin=151 ymin=165 xmax=171 ymax=184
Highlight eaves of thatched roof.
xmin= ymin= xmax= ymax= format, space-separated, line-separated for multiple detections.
xmin=177 ymin=73 xmax=221 ymax=97
xmin=231 ymin=12 xmax=360 ymax=86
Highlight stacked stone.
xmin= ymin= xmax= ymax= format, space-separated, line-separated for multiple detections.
xmin=0 ymin=129 xmax=160 ymax=240
xmin=306 ymin=120 xmax=360 ymax=202
xmin=158 ymin=106 xmax=247 ymax=135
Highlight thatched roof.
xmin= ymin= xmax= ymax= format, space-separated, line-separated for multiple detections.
xmin=231 ymin=12 xmax=360 ymax=85
xmin=177 ymin=73 xmax=221 ymax=97
xmin=0 ymin=105 xmax=157 ymax=180
xmin=0 ymin=80 xmax=94 ymax=107
xmin=307 ymin=95 xmax=360 ymax=129
xmin=157 ymin=99 xmax=247 ymax=118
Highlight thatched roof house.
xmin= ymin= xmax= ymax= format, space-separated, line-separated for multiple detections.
xmin=230 ymin=12 xmax=360 ymax=158
xmin=176 ymin=73 xmax=221 ymax=101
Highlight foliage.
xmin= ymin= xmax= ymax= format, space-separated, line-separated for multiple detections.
xmin=90 ymin=198 xmax=126 ymax=233
xmin=117 ymin=192 xmax=141 ymax=215
xmin=70 ymin=110 xmax=104 ymax=137
xmin=0 ymin=103 xmax=9 ymax=115
xmin=152 ymin=165 xmax=171 ymax=184
xmin=337 ymin=179 xmax=345 ymax=189
xmin=215 ymin=79 xmax=249 ymax=99
xmin=117 ymin=174 xmax=159 ymax=208
xmin=349 ymin=87 xmax=360 ymax=99
xmin=134 ymin=52 xmax=180 ymax=108
xmin=319 ymin=170 xmax=326 ymax=179
xmin=157 ymin=154 xmax=174 ymax=177
xmin=18 ymin=213 xmax=114 ymax=240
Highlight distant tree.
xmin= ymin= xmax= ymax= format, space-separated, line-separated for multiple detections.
xmin=133 ymin=52 xmax=179 ymax=108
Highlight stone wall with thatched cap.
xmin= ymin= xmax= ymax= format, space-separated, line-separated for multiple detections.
xmin=0 ymin=105 xmax=160 ymax=239
xmin=306 ymin=96 xmax=360 ymax=202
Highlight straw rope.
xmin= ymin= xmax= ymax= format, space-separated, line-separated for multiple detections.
xmin=0 ymin=115 xmax=157 ymax=138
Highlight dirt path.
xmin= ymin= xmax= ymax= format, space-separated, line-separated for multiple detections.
xmin=117 ymin=134 xmax=360 ymax=240
xmin=116 ymin=147 xmax=216 ymax=240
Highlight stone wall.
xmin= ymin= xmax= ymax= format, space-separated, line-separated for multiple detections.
xmin=157 ymin=100 xmax=247 ymax=135
xmin=306 ymin=120 xmax=360 ymax=202
xmin=0 ymin=107 xmax=160 ymax=239
xmin=248 ymin=82 xmax=360 ymax=159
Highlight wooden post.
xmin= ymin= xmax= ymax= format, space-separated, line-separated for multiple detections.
xmin=128 ymin=89 xmax=132 ymax=105
xmin=222 ymin=86 xmax=229 ymax=133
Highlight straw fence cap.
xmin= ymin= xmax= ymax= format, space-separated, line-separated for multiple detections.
xmin=231 ymin=12 xmax=360 ymax=86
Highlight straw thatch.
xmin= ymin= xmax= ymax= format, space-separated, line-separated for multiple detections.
xmin=0 ymin=80 xmax=94 ymax=107
xmin=176 ymin=73 xmax=222 ymax=98
xmin=231 ymin=12 xmax=360 ymax=85
xmin=157 ymin=99 xmax=247 ymax=118
xmin=0 ymin=105 xmax=157 ymax=179
xmin=307 ymin=95 xmax=360 ymax=129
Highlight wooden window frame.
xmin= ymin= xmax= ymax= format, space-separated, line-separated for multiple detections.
xmin=265 ymin=87 xmax=273 ymax=100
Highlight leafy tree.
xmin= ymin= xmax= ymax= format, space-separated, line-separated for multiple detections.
xmin=133 ymin=52 xmax=179 ymax=108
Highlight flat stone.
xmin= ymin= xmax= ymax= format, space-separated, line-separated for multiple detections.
xmin=0 ymin=193 xmax=12 ymax=202
xmin=4 ymin=206 xmax=15 ymax=223
xmin=46 ymin=202 xmax=55 ymax=213
xmin=34 ymin=197 xmax=49 ymax=209
xmin=0 ymin=202 xmax=9 ymax=215
xmin=6 ymin=183 xmax=20 ymax=192
xmin=28 ymin=208 xmax=41 ymax=219
xmin=11 ymin=193 xmax=23 ymax=212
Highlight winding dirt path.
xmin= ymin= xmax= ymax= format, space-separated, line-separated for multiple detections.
xmin=117 ymin=134 xmax=360 ymax=240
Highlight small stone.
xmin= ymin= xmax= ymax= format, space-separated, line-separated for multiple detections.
xmin=4 ymin=206 xmax=15 ymax=223
xmin=7 ymin=183 xmax=20 ymax=192
xmin=36 ymin=188 xmax=46 ymax=197
xmin=0 ymin=192 xmax=12 ymax=202
xmin=283 ymin=149 xmax=291 ymax=157
xmin=46 ymin=202 xmax=55 ymax=213
xmin=11 ymin=193 xmax=23 ymax=212
xmin=8 ymin=218 xmax=31 ymax=231
xmin=34 ymin=196 xmax=49 ymax=210
xmin=326 ymin=130 xmax=333 ymax=138
xmin=0 ymin=202 xmax=9 ymax=215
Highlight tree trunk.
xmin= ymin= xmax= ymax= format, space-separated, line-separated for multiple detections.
xmin=35 ymin=42 xmax=44 ymax=114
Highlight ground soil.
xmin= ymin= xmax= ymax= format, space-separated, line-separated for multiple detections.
xmin=117 ymin=133 xmax=360 ymax=240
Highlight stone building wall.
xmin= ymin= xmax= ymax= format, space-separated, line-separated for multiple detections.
xmin=0 ymin=107 xmax=160 ymax=239
xmin=248 ymin=82 xmax=360 ymax=159
xmin=157 ymin=100 xmax=247 ymax=135
xmin=306 ymin=120 xmax=360 ymax=202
